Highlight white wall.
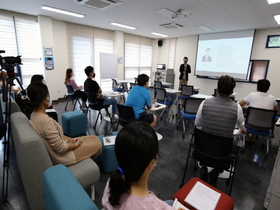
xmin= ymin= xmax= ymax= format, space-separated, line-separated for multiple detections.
xmin=170 ymin=29 xmax=280 ymax=101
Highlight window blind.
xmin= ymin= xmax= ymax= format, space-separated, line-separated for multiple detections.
xmin=168 ymin=38 xmax=177 ymax=69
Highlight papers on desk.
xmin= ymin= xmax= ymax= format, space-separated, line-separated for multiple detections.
xmin=184 ymin=181 xmax=221 ymax=210
xmin=103 ymin=136 xmax=116 ymax=146
xmin=172 ymin=198 xmax=189 ymax=210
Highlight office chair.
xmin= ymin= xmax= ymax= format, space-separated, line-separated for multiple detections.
xmin=154 ymin=81 xmax=163 ymax=89
xmin=65 ymin=84 xmax=82 ymax=111
xmin=245 ymin=107 xmax=277 ymax=158
xmin=270 ymin=99 xmax=280 ymax=138
xmin=176 ymin=97 xmax=204 ymax=137
xmin=181 ymin=85 xmax=194 ymax=99
xmin=111 ymin=78 xmax=124 ymax=92
xmin=129 ymin=82 xmax=137 ymax=90
xmin=181 ymin=127 xmax=237 ymax=196
xmin=85 ymin=92 xmax=112 ymax=130
xmin=154 ymin=88 xmax=175 ymax=120
xmin=116 ymin=104 xmax=136 ymax=130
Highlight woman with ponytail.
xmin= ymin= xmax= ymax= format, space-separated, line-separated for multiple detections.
xmin=102 ymin=121 xmax=175 ymax=210
xmin=25 ymin=81 xmax=101 ymax=166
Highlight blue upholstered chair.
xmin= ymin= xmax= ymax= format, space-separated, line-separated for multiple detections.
xmin=111 ymin=78 xmax=124 ymax=92
xmin=65 ymin=84 xmax=82 ymax=111
xmin=43 ymin=164 xmax=98 ymax=210
xmin=154 ymin=87 xmax=175 ymax=120
xmin=176 ymin=97 xmax=204 ymax=137
xmin=245 ymin=107 xmax=277 ymax=158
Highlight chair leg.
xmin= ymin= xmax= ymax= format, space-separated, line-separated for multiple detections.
xmin=182 ymin=119 xmax=186 ymax=138
xmin=65 ymin=98 xmax=70 ymax=111
xmin=91 ymin=185 xmax=95 ymax=200
xmin=265 ymin=136 xmax=269 ymax=159
xmin=180 ymin=137 xmax=193 ymax=188
xmin=105 ymin=108 xmax=112 ymax=123
xmin=93 ymin=112 xmax=101 ymax=130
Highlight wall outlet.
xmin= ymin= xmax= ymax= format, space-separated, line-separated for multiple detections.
xmin=57 ymin=89 xmax=60 ymax=93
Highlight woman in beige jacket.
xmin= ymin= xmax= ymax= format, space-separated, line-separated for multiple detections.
xmin=26 ymin=81 xmax=101 ymax=166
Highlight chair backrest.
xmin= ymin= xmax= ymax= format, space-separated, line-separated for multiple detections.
xmin=184 ymin=98 xmax=204 ymax=115
xmin=181 ymin=85 xmax=194 ymax=96
xmin=193 ymin=128 xmax=233 ymax=168
xmin=154 ymin=81 xmax=163 ymax=88
xmin=66 ymin=84 xmax=75 ymax=95
xmin=130 ymin=83 xmax=137 ymax=90
xmin=154 ymin=88 xmax=166 ymax=101
xmin=245 ymin=107 xmax=277 ymax=131
xmin=111 ymin=78 xmax=118 ymax=89
xmin=134 ymin=77 xmax=138 ymax=84
xmin=117 ymin=104 xmax=136 ymax=125
xmin=276 ymin=99 xmax=280 ymax=116
xmin=85 ymin=92 xmax=98 ymax=104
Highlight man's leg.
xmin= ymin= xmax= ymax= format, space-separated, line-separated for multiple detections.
xmin=103 ymin=98 xmax=117 ymax=115
xmin=150 ymin=114 xmax=157 ymax=128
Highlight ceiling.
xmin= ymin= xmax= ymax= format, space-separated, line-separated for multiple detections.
xmin=0 ymin=0 xmax=280 ymax=39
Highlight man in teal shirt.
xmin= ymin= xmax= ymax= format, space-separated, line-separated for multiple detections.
xmin=125 ymin=74 xmax=157 ymax=128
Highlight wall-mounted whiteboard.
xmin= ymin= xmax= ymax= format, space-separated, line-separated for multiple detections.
xmin=100 ymin=53 xmax=118 ymax=79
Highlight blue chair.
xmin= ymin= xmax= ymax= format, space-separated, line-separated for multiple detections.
xmin=154 ymin=87 xmax=175 ymax=120
xmin=180 ymin=85 xmax=194 ymax=100
xmin=111 ymin=78 xmax=124 ymax=92
xmin=177 ymin=97 xmax=204 ymax=137
xmin=245 ymin=107 xmax=277 ymax=158
xmin=43 ymin=164 xmax=98 ymax=210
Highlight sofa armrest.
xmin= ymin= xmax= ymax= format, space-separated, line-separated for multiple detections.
xmin=43 ymin=164 xmax=99 ymax=210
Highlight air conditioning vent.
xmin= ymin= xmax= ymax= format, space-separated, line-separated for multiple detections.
xmin=158 ymin=23 xmax=183 ymax=29
xmin=73 ymin=0 xmax=122 ymax=11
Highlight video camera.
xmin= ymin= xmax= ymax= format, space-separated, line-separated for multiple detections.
xmin=0 ymin=50 xmax=22 ymax=77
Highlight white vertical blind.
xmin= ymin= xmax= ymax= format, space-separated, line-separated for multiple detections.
xmin=67 ymin=23 xmax=94 ymax=87
xmin=124 ymin=42 xmax=152 ymax=80
xmin=168 ymin=38 xmax=177 ymax=69
xmin=0 ymin=11 xmax=42 ymax=86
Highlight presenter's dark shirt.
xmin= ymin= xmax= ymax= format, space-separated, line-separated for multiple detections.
xmin=84 ymin=78 xmax=100 ymax=99
xmin=179 ymin=64 xmax=191 ymax=80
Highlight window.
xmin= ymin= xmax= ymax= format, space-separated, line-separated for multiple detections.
xmin=266 ymin=35 xmax=280 ymax=48
xmin=168 ymin=38 xmax=176 ymax=69
xmin=0 ymin=12 xmax=42 ymax=86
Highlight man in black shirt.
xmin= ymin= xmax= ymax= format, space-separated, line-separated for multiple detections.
xmin=84 ymin=66 xmax=118 ymax=121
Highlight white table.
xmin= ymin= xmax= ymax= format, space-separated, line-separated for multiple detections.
xmin=103 ymin=92 xmax=124 ymax=97
xmin=148 ymin=102 xmax=166 ymax=141
xmin=165 ymin=88 xmax=181 ymax=117
xmin=276 ymin=117 xmax=280 ymax=126
xmin=191 ymin=93 xmax=213 ymax=99
xmin=116 ymin=80 xmax=134 ymax=92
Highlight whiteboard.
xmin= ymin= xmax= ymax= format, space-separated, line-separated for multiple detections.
xmin=100 ymin=53 xmax=118 ymax=79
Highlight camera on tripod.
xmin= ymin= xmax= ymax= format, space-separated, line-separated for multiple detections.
xmin=0 ymin=50 xmax=22 ymax=76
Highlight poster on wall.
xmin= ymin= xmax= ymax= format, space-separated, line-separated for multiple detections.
xmin=43 ymin=47 xmax=53 ymax=56
xmin=45 ymin=57 xmax=54 ymax=70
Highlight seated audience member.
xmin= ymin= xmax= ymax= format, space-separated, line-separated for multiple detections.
xmin=125 ymin=74 xmax=157 ymax=128
xmin=64 ymin=68 xmax=87 ymax=109
xmin=239 ymin=79 xmax=278 ymax=142
xmin=195 ymin=75 xmax=246 ymax=182
xmin=84 ymin=66 xmax=118 ymax=121
xmin=102 ymin=121 xmax=176 ymax=210
xmin=24 ymin=81 xmax=102 ymax=166
xmin=0 ymin=69 xmax=21 ymax=95
xmin=30 ymin=74 xmax=45 ymax=84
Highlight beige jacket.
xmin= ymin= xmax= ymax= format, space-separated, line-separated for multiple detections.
xmin=29 ymin=112 xmax=76 ymax=165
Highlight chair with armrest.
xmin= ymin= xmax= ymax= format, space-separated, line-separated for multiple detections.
xmin=154 ymin=87 xmax=175 ymax=120
xmin=65 ymin=84 xmax=82 ymax=111
xmin=245 ymin=107 xmax=277 ymax=158
xmin=181 ymin=127 xmax=237 ymax=196
xmin=111 ymin=78 xmax=124 ymax=92
xmin=176 ymin=97 xmax=204 ymax=138
xmin=116 ymin=104 xmax=136 ymax=130
xmin=154 ymin=80 xmax=163 ymax=88
xmin=180 ymin=85 xmax=194 ymax=99
xmin=85 ymin=92 xmax=112 ymax=130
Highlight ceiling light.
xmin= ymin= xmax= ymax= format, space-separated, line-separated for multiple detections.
xmin=197 ymin=25 xmax=214 ymax=32
xmin=267 ymin=0 xmax=280 ymax=4
xmin=151 ymin=32 xmax=168 ymax=37
xmin=42 ymin=6 xmax=85 ymax=18
xmin=157 ymin=8 xmax=174 ymax=17
xmin=110 ymin=22 xmax=137 ymax=30
xmin=274 ymin=15 xmax=280 ymax=24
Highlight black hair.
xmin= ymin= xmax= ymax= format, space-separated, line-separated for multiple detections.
xmin=257 ymin=79 xmax=270 ymax=92
xmin=108 ymin=121 xmax=158 ymax=206
xmin=137 ymin=74 xmax=149 ymax=86
xmin=25 ymin=81 xmax=49 ymax=109
xmin=30 ymin=74 xmax=44 ymax=84
xmin=217 ymin=75 xmax=236 ymax=96
xmin=84 ymin=66 xmax=94 ymax=76
xmin=183 ymin=57 xmax=188 ymax=60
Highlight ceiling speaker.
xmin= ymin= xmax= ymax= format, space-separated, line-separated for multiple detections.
xmin=158 ymin=40 xmax=163 ymax=46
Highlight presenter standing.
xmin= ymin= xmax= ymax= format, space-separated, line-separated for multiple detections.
xmin=178 ymin=57 xmax=191 ymax=90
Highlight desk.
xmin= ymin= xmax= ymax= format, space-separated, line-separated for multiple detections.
xmin=276 ymin=117 xmax=280 ymax=126
xmin=116 ymin=80 xmax=133 ymax=92
xmin=103 ymin=92 xmax=124 ymax=98
xmin=148 ymin=103 xmax=166 ymax=141
xmin=191 ymin=93 xmax=213 ymax=99
xmin=165 ymin=88 xmax=181 ymax=117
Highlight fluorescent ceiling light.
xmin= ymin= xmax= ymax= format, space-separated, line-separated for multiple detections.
xmin=151 ymin=32 xmax=168 ymax=37
xmin=267 ymin=0 xmax=280 ymax=4
xmin=274 ymin=15 xmax=280 ymax=24
xmin=42 ymin=6 xmax=85 ymax=18
xmin=110 ymin=22 xmax=137 ymax=30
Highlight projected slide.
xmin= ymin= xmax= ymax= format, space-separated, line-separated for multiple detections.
xmin=195 ymin=30 xmax=255 ymax=80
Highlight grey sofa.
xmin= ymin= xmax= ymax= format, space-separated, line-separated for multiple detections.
xmin=10 ymin=106 xmax=100 ymax=210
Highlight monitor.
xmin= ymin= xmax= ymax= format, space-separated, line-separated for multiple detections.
xmin=157 ymin=64 xmax=166 ymax=70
